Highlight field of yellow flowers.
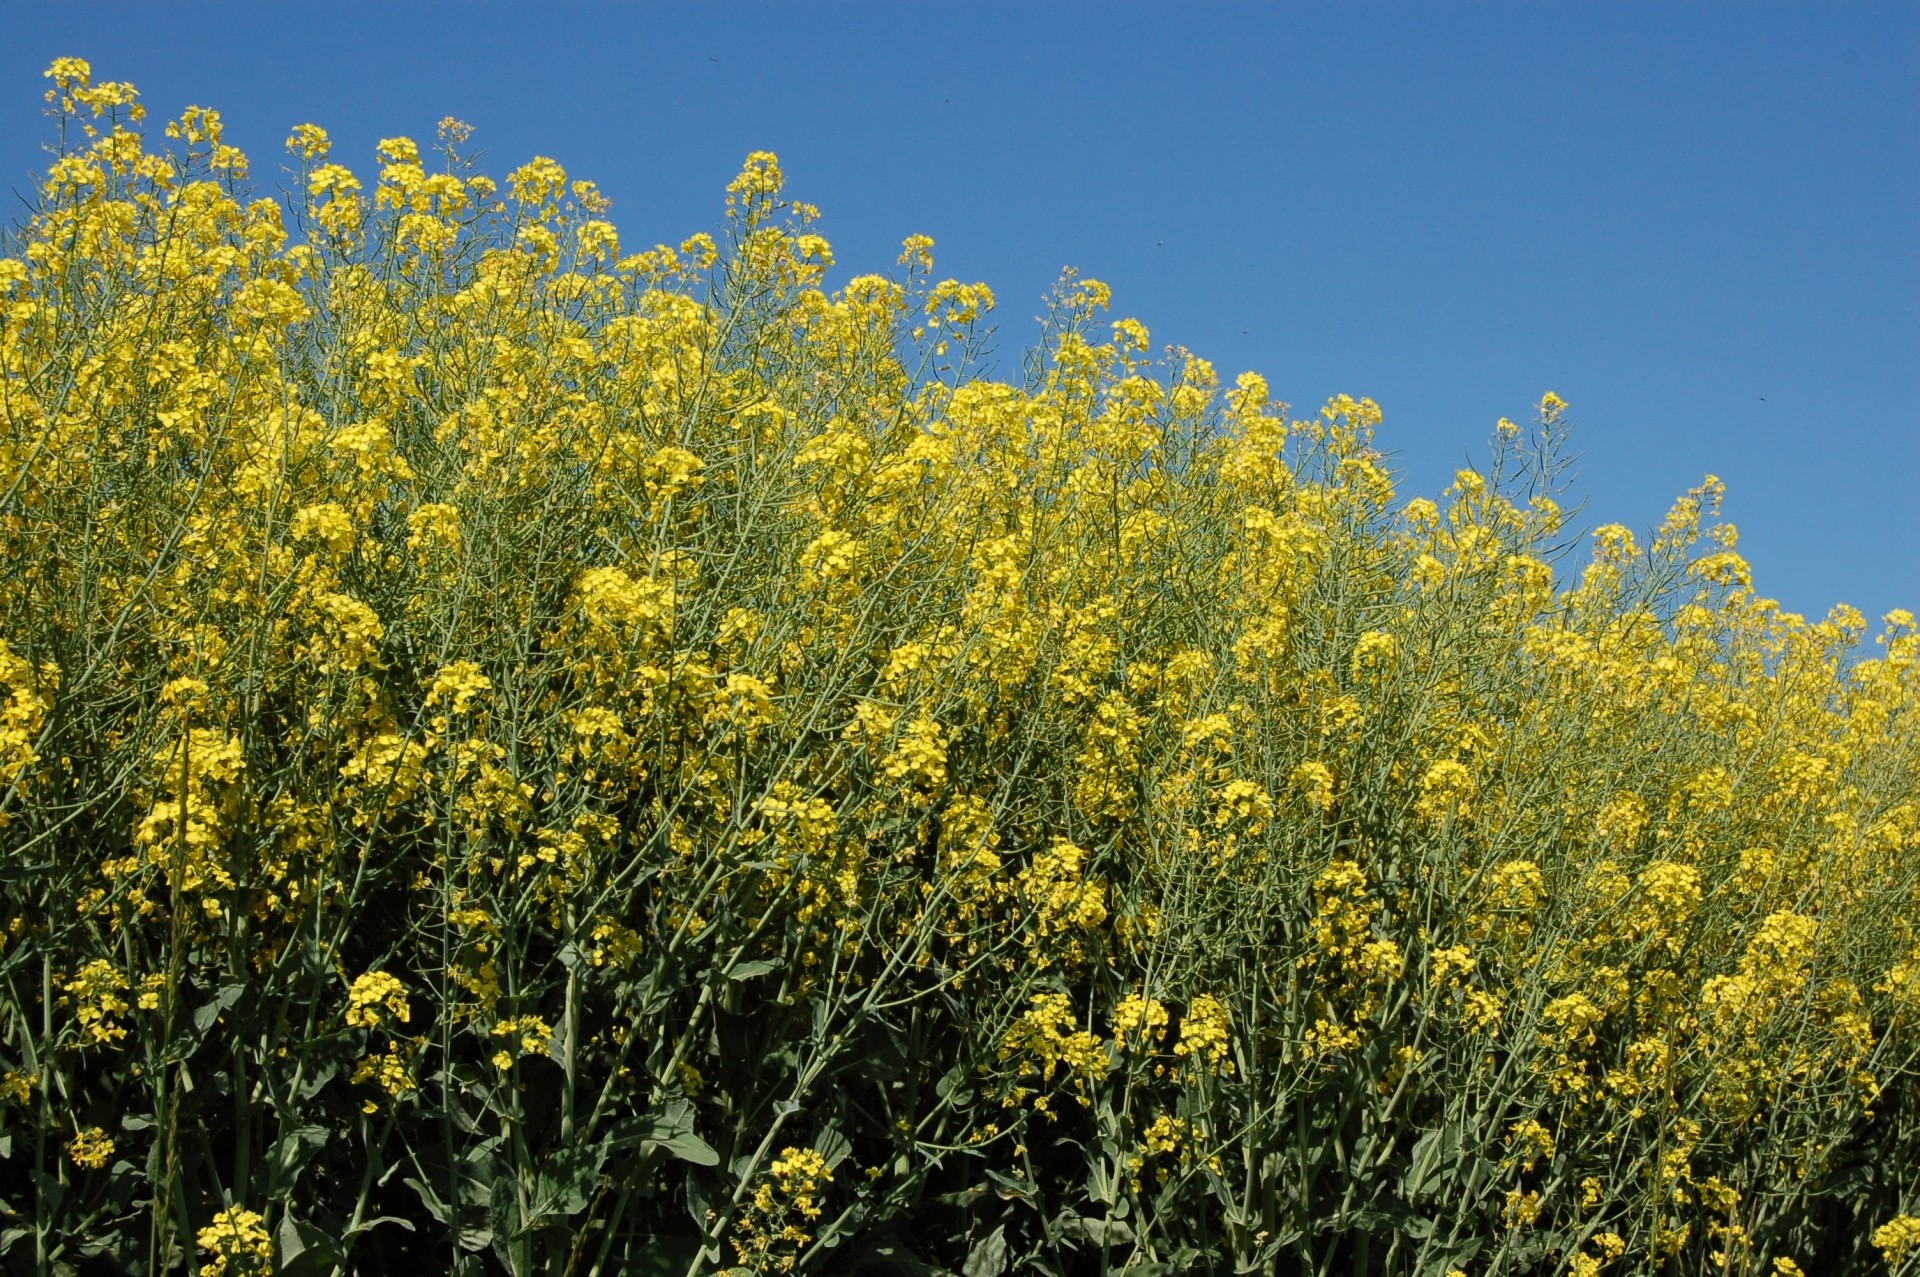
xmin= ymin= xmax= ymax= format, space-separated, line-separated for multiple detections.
xmin=1 ymin=60 xmax=1917 ymax=1277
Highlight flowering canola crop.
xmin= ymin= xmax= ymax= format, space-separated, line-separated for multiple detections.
xmin=2 ymin=59 xmax=1917 ymax=1277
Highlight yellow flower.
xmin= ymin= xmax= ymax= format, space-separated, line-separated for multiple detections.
xmin=926 ymin=279 xmax=995 ymax=327
xmin=344 ymin=971 xmax=410 ymax=1031
xmin=352 ymin=1044 xmax=416 ymax=1101
xmin=0 ymin=1072 xmax=34 ymax=1105
xmin=491 ymin=1015 xmax=553 ymax=1058
xmin=770 ymin=1146 xmax=833 ymax=1211
xmin=1568 ymin=1233 xmax=1625 ymax=1277
xmin=196 ymin=1206 xmax=271 ymax=1277
xmin=285 ymin=122 xmax=330 ymax=159
xmin=64 ymin=960 xmax=131 ymax=1047
xmin=508 ymin=155 xmax=569 ymax=206
xmin=1415 ymin=760 xmax=1476 ymax=825
xmin=1875 ymin=1215 xmax=1920 ymax=1267
xmin=1289 ymin=760 xmax=1336 ymax=814
xmin=1350 ymin=629 xmax=1395 ymax=680
xmin=1502 ymin=1188 xmax=1541 ymax=1231
xmin=406 ymin=502 xmax=463 ymax=553
xmin=289 ymin=502 xmax=355 ymax=555
xmin=1173 ymin=994 xmax=1233 ymax=1072
xmin=1111 ymin=994 xmax=1169 ymax=1050
xmin=67 ymin=1127 xmax=114 ymax=1170
xmin=1593 ymin=793 xmax=1647 ymax=846
xmin=424 ymin=661 xmax=492 ymax=717
xmin=1001 ymin=994 xmax=1104 ymax=1092
xmin=1504 ymin=1118 xmax=1555 ymax=1172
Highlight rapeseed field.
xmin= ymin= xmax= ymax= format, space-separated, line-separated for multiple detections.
xmin=2 ymin=59 xmax=1916 ymax=1276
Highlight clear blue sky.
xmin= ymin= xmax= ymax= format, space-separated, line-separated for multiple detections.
xmin=3 ymin=3 xmax=1914 ymax=626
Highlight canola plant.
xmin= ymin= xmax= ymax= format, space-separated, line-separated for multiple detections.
xmin=1 ymin=59 xmax=1917 ymax=1277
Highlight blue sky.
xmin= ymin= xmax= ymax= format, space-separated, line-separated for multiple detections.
xmin=3 ymin=2 xmax=1913 ymax=626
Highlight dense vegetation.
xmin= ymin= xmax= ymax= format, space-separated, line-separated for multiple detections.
xmin=2 ymin=59 xmax=1917 ymax=1277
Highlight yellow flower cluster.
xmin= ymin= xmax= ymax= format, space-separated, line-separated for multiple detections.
xmin=729 ymin=1147 xmax=836 ymax=1273
xmin=489 ymin=1015 xmax=553 ymax=1070
xmin=351 ymin=1044 xmax=415 ymax=1109
xmin=1001 ymin=993 xmax=1104 ymax=1105
xmin=1173 ymin=993 xmax=1233 ymax=1073
xmin=0 ymin=640 xmax=56 ymax=805
xmin=0 ymin=1071 xmax=34 ymax=1105
xmin=1110 ymin=992 xmax=1169 ymax=1050
xmin=63 ymin=960 xmax=131 ymax=1047
xmin=195 ymin=1207 xmax=271 ymax=1277
xmin=67 ymin=1127 xmax=114 ymax=1170
xmin=343 ymin=971 xmax=409 ymax=1030
xmin=1875 ymin=1215 xmax=1920 ymax=1268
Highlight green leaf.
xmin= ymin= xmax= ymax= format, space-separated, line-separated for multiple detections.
xmin=728 ymin=958 xmax=784 ymax=980
xmin=488 ymin=1175 xmax=519 ymax=1253
xmin=547 ymin=1008 xmax=573 ymax=1069
xmin=611 ymin=1099 xmax=721 ymax=1166
xmin=532 ymin=1142 xmax=608 ymax=1218
xmin=271 ymin=1125 xmax=329 ymax=1179
xmin=275 ymin=1214 xmax=344 ymax=1277
xmin=934 ymin=1063 xmax=974 ymax=1106
xmin=1416 ymin=1236 xmax=1483 ymax=1277
xmin=656 ymin=1130 xmax=719 ymax=1166
xmin=342 ymin=1215 xmax=417 ymax=1239
xmin=295 ymin=1034 xmax=361 ymax=1101
xmin=685 ymin=1170 xmax=714 ymax=1231
xmin=1085 ymin=1157 xmax=1116 ymax=1206
xmin=619 ymin=1235 xmax=702 ymax=1275
xmin=812 ymin=1123 xmax=853 ymax=1170
xmin=28 ymin=1172 xmax=63 ymax=1217
xmin=983 ymin=1168 xmax=1035 ymax=1205
xmin=1403 ymin=1126 xmax=1455 ymax=1201
xmin=402 ymin=1176 xmax=452 ymax=1226
xmin=961 ymin=1223 xmax=1008 ymax=1277
xmin=1059 ymin=1214 xmax=1134 ymax=1248
xmin=190 ymin=974 xmax=248 ymax=1041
